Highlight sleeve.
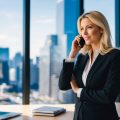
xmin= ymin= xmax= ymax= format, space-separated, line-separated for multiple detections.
xmin=59 ymin=59 xmax=74 ymax=90
xmin=76 ymin=88 xmax=83 ymax=97
xmin=59 ymin=54 xmax=82 ymax=90
xmin=80 ymin=52 xmax=120 ymax=104
xmin=65 ymin=58 xmax=75 ymax=62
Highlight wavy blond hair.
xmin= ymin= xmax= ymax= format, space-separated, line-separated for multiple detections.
xmin=77 ymin=11 xmax=113 ymax=55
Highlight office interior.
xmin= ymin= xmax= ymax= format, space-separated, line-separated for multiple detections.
xmin=0 ymin=0 xmax=120 ymax=105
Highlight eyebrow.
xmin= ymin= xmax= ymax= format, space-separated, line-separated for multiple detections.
xmin=81 ymin=24 xmax=94 ymax=28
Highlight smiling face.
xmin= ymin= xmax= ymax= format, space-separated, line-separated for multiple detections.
xmin=80 ymin=17 xmax=102 ymax=46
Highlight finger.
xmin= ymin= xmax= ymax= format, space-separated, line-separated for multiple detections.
xmin=70 ymin=81 xmax=75 ymax=91
xmin=75 ymin=37 xmax=81 ymax=43
xmin=76 ymin=35 xmax=81 ymax=39
xmin=75 ymin=36 xmax=80 ymax=40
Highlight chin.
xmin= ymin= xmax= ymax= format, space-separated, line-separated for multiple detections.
xmin=85 ymin=41 xmax=91 ymax=45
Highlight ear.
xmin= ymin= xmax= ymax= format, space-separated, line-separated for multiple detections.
xmin=100 ymin=28 xmax=103 ymax=34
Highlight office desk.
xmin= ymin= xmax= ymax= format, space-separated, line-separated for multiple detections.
xmin=0 ymin=104 xmax=75 ymax=120
xmin=1 ymin=103 xmax=120 ymax=120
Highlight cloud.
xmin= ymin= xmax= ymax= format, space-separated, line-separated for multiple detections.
xmin=0 ymin=34 xmax=8 ymax=40
xmin=56 ymin=0 xmax=63 ymax=4
xmin=0 ymin=11 xmax=18 ymax=18
xmin=35 ymin=18 xmax=54 ymax=24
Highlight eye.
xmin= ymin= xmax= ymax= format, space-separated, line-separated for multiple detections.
xmin=87 ymin=26 xmax=93 ymax=29
xmin=80 ymin=27 xmax=83 ymax=31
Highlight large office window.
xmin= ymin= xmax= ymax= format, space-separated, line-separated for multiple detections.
xmin=84 ymin=0 xmax=115 ymax=46
xmin=30 ymin=0 xmax=82 ymax=104
xmin=0 ymin=0 xmax=23 ymax=104
xmin=0 ymin=0 xmax=116 ymax=104
xmin=30 ymin=0 xmax=58 ymax=104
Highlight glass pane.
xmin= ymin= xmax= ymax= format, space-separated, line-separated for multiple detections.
xmin=30 ymin=0 xmax=58 ymax=104
xmin=30 ymin=0 xmax=81 ymax=104
xmin=0 ymin=0 xmax=23 ymax=104
xmin=84 ymin=0 xmax=115 ymax=46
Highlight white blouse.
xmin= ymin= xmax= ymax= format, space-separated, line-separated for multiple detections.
xmin=76 ymin=50 xmax=100 ymax=97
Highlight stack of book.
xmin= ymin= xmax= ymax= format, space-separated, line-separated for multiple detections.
xmin=32 ymin=106 xmax=66 ymax=117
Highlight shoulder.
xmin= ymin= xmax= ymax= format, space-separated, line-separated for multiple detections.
xmin=107 ymin=48 xmax=120 ymax=55
xmin=104 ymin=48 xmax=120 ymax=60
xmin=110 ymin=48 xmax=120 ymax=53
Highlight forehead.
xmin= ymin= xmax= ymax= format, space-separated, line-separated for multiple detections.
xmin=80 ymin=17 xmax=94 ymax=26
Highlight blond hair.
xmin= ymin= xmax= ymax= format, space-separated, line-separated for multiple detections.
xmin=77 ymin=11 xmax=113 ymax=55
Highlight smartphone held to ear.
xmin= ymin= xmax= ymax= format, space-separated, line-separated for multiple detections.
xmin=78 ymin=37 xmax=85 ymax=48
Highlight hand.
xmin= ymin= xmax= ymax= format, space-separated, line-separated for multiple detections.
xmin=70 ymin=75 xmax=79 ymax=94
xmin=69 ymin=35 xmax=81 ymax=58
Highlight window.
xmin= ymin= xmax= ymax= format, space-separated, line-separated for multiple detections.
xmin=0 ymin=0 xmax=116 ymax=104
xmin=0 ymin=0 xmax=23 ymax=104
xmin=30 ymin=0 xmax=81 ymax=104
xmin=84 ymin=0 xmax=115 ymax=46
xmin=30 ymin=0 xmax=60 ymax=104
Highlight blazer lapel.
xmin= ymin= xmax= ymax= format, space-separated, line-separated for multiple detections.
xmin=80 ymin=53 xmax=89 ymax=75
xmin=78 ymin=54 xmax=89 ymax=87
xmin=85 ymin=54 xmax=104 ymax=86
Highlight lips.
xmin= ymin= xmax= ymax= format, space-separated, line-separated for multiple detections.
xmin=84 ymin=37 xmax=89 ymax=40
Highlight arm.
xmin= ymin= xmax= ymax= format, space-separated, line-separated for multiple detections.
xmin=59 ymin=54 xmax=82 ymax=90
xmin=59 ymin=60 xmax=74 ymax=90
xmin=59 ymin=35 xmax=82 ymax=90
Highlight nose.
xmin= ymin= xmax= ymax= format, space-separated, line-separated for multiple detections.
xmin=83 ymin=28 xmax=88 ymax=35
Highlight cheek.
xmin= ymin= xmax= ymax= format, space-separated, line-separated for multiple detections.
xmin=91 ymin=30 xmax=99 ymax=35
xmin=91 ymin=30 xmax=101 ymax=39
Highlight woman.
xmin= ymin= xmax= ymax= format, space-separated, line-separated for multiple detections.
xmin=59 ymin=11 xmax=120 ymax=120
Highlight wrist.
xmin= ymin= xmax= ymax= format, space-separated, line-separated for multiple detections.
xmin=76 ymin=88 xmax=82 ymax=97
xmin=69 ymin=51 xmax=77 ymax=58
xmin=75 ymin=87 xmax=79 ymax=94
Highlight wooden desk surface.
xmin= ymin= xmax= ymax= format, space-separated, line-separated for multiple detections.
xmin=1 ymin=103 xmax=120 ymax=120
xmin=0 ymin=104 xmax=75 ymax=120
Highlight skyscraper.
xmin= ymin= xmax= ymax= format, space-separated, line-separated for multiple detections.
xmin=0 ymin=48 xmax=9 ymax=84
xmin=0 ymin=48 xmax=9 ymax=61
xmin=64 ymin=0 xmax=84 ymax=55
xmin=48 ymin=35 xmax=60 ymax=100
xmin=39 ymin=38 xmax=50 ymax=96
xmin=30 ymin=58 xmax=39 ymax=90
xmin=9 ymin=52 xmax=23 ymax=92
xmin=39 ymin=35 xmax=60 ymax=101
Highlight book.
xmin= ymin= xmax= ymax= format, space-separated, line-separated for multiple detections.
xmin=32 ymin=106 xmax=66 ymax=116
xmin=0 ymin=111 xmax=21 ymax=120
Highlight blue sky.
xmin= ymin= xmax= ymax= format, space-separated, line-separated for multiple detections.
xmin=0 ymin=0 xmax=56 ymax=59
xmin=0 ymin=0 xmax=115 ymax=59
xmin=84 ymin=0 xmax=115 ymax=45
xmin=0 ymin=0 xmax=23 ymax=59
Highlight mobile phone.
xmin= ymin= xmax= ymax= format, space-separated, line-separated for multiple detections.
xmin=78 ymin=37 xmax=85 ymax=48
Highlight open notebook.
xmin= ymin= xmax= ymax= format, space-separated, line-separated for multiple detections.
xmin=32 ymin=106 xmax=66 ymax=116
xmin=0 ymin=111 xmax=21 ymax=120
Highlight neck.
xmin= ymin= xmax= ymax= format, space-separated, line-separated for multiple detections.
xmin=91 ymin=42 xmax=100 ymax=54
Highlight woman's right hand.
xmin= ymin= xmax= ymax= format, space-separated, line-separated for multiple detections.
xmin=69 ymin=35 xmax=81 ymax=58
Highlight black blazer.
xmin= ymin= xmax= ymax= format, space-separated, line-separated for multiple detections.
xmin=59 ymin=48 xmax=120 ymax=120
